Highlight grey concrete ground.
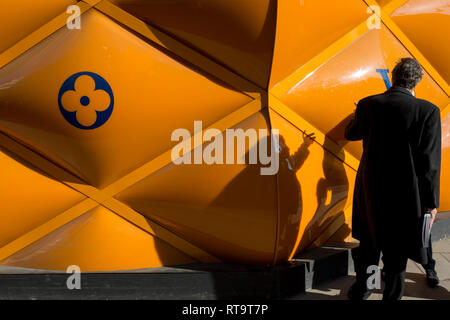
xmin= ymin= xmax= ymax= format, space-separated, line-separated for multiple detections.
xmin=292 ymin=237 xmax=450 ymax=300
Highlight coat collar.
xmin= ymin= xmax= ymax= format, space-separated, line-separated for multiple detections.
xmin=386 ymin=85 xmax=413 ymax=96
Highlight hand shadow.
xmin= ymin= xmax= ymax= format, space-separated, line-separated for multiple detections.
xmin=296 ymin=114 xmax=354 ymax=252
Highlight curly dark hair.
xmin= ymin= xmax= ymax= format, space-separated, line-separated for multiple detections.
xmin=392 ymin=57 xmax=423 ymax=90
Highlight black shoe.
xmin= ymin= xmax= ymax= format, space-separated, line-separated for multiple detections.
xmin=347 ymin=283 xmax=373 ymax=300
xmin=426 ymin=269 xmax=439 ymax=288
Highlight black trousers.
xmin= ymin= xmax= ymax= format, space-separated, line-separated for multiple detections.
xmin=422 ymin=234 xmax=436 ymax=271
xmin=351 ymin=240 xmax=408 ymax=300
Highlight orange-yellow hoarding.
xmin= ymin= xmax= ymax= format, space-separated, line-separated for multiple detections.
xmin=0 ymin=0 xmax=448 ymax=271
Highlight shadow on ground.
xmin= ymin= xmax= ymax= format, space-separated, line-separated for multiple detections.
xmin=291 ymin=272 xmax=450 ymax=300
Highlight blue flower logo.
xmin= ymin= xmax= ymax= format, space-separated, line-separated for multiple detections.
xmin=58 ymin=72 xmax=114 ymax=129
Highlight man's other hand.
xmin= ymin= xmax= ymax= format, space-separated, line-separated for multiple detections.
xmin=425 ymin=208 xmax=437 ymax=229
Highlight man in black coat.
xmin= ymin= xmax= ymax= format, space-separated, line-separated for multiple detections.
xmin=345 ymin=58 xmax=441 ymax=300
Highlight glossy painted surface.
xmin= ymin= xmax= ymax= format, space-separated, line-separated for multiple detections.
xmin=0 ymin=148 xmax=85 ymax=248
xmin=440 ymin=113 xmax=450 ymax=212
xmin=269 ymin=0 xmax=368 ymax=88
xmin=269 ymin=109 xmax=355 ymax=262
xmin=0 ymin=206 xmax=196 ymax=271
xmin=0 ymin=0 xmax=77 ymax=53
xmin=275 ymin=25 xmax=449 ymax=160
xmin=377 ymin=0 xmax=396 ymax=6
xmin=0 ymin=0 xmax=449 ymax=271
xmin=110 ymin=0 xmax=277 ymax=88
xmin=391 ymin=0 xmax=450 ymax=83
xmin=0 ymin=9 xmax=251 ymax=188
xmin=116 ymin=110 xmax=278 ymax=264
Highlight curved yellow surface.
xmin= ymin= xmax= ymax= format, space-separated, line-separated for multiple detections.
xmin=0 ymin=0 xmax=448 ymax=271
xmin=269 ymin=109 xmax=356 ymax=262
xmin=391 ymin=0 xmax=450 ymax=83
xmin=110 ymin=0 xmax=277 ymax=88
xmin=116 ymin=110 xmax=278 ymax=264
xmin=275 ymin=25 xmax=449 ymax=161
xmin=0 ymin=0 xmax=77 ymax=53
xmin=0 ymin=206 xmax=197 ymax=271
xmin=0 ymin=9 xmax=251 ymax=188
xmin=440 ymin=113 xmax=450 ymax=211
xmin=270 ymin=0 xmax=368 ymax=88
xmin=0 ymin=148 xmax=85 ymax=248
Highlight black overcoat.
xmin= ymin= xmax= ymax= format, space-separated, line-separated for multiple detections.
xmin=345 ymin=86 xmax=441 ymax=264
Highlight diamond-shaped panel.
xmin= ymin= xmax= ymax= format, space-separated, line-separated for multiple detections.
xmin=275 ymin=25 xmax=449 ymax=160
xmin=116 ymin=110 xmax=278 ymax=264
xmin=0 ymin=206 xmax=196 ymax=271
xmin=109 ymin=0 xmax=277 ymax=88
xmin=269 ymin=0 xmax=369 ymax=88
xmin=269 ymin=109 xmax=356 ymax=262
xmin=391 ymin=0 xmax=450 ymax=83
xmin=0 ymin=9 xmax=251 ymax=188
xmin=0 ymin=147 xmax=85 ymax=248
xmin=0 ymin=0 xmax=77 ymax=53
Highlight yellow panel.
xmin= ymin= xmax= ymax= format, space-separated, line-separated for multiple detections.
xmin=269 ymin=109 xmax=356 ymax=263
xmin=109 ymin=0 xmax=277 ymax=89
xmin=275 ymin=25 xmax=449 ymax=160
xmin=116 ymin=110 xmax=278 ymax=264
xmin=391 ymin=0 xmax=450 ymax=83
xmin=0 ymin=0 xmax=447 ymax=271
xmin=0 ymin=0 xmax=77 ymax=53
xmin=0 ymin=9 xmax=251 ymax=188
xmin=439 ymin=113 xmax=450 ymax=212
xmin=0 ymin=148 xmax=85 ymax=248
xmin=323 ymin=215 xmax=355 ymax=245
xmin=269 ymin=0 xmax=369 ymax=88
xmin=377 ymin=0 xmax=395 ymax=6
xmin=0 ymin=206 xmax=196 ymax=271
